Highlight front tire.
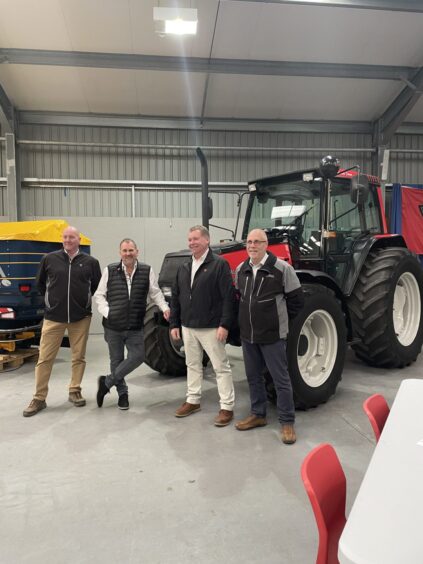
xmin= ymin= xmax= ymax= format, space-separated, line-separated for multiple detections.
xmin=266 ymin=284 xmax=347 ymax=409
xmin=348 ymin=247 xmax=423 ymax=367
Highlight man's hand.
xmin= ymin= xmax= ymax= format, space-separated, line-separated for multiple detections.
xmin=170 ymin=328 xmax=181 ymax=341
xmin=163 ymin=308 xmax=171 ymax=322
xmin=216 ymin=326 xmax=229 ymax=342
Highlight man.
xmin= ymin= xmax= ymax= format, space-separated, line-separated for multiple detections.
xmin=23 ymin=226 xmax=102 ymax=417
xmin=94 ymin=238 xmax=170 ymax=410
xmin=170 ymin=226 xmax=235 ymax=426
xmin=235 ymin=229 xmax=304 ymax=444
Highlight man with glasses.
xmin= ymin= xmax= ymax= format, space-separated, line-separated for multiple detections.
xmin=235 ymin=229 xmax=304 ymax=444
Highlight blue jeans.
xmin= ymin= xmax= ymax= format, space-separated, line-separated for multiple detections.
xmin=241 ymin=339 xmax=295 ymax=424
xmin=104 ymin=327 xmax=145 ymax=396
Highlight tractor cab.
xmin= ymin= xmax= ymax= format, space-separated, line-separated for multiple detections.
xmin=245 ymin=158 xmax=386 ymax=293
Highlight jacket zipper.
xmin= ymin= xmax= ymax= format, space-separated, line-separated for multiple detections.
xmin=256 ymin=277 xmax=264 ymax=297
xmin=248 ymin=274 xmax=254 ymax=342
xmin=67 ymin=259 xmax=72 ymax=323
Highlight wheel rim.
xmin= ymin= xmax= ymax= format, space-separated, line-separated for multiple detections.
xmin=168 ymin=330 xmax=186 ymax=358
xmin=297 ymin=309 xmax=338 ymax=387
xmin=393 ymin=272 xmax=421 ymax=346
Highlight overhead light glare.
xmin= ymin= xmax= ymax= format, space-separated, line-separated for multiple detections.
xmin=154 ymin=7 xmax=198 ymax=36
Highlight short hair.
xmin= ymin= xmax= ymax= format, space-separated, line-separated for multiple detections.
xmin=189 ymin=225 xmax=210 ymax=239
xmin=120 ymin=238 xmax=138 ymax=249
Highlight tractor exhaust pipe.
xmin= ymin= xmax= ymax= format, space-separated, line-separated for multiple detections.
xmin=196 ymin=147 xmax=211 ymax=230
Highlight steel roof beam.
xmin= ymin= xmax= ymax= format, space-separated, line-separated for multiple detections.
xmin=225 ymin=0 xmax=423 ymax=13
xmin=374 ymin=66 xmax=423 ymax=146
xmin=18 ymin=111 xmax=375 ymax=133
xmin=0 ymin=48 xmax=415 ymax=81
xmin=0 ymin=82 xmax=15 ymax=133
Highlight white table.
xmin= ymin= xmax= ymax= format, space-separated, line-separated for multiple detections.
xmin=339 ymin=379 xmax=423 ymax=564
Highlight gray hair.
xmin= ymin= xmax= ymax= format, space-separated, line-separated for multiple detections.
xmin=119 ymin=238 xmax=138 ymax=249
xmin=189 ymin=225 xmax=210 ymax=239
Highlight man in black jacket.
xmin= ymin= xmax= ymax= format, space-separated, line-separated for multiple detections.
xmin=23 ymin=226 xmax=102 ymax=417
xmin=170 ymin=226 xmax=235 ymax=427
xmin=94 ymin=238 xmax=170 ymax=410
xmin=235 ymin=229 xmax=304 ymax=444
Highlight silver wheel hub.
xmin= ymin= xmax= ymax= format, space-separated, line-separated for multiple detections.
xmin=393 ymin=272 xmax=421 ymax=346
xmin=297 ymin=309 xmax=338 ymax=387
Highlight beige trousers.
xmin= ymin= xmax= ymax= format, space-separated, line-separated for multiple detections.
xmin=34 ymin=317 xmax=91 ymax=401
xmin=182 ymin=326 xmax=235 ymax=411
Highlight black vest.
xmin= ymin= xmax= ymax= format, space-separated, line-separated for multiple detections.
xmin=102 ymin=262 xmax=150 ymax=331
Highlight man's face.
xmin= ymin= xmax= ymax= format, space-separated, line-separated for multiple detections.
xmin=120 ymin=241 xmax=139 ymax=268
xmin=188 ymin=230 xmax=209 ymax=259
xmin=62 ymin=227 xmax=80 ymax=255
xmin=246 ymin=229 xmax=268 ymax=264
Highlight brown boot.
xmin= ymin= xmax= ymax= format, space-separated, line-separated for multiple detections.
xmin=214 ymin=409 xmax=234 ymax=427
xmin=281 ymin=424 xmax=297 ymax=444
xmin=175 ymin=402 xmax=201 ymax=418
xmin=68 ymin=391 xmax=86 ymax=407
xmin=23 ymin=399 xmax=47 ymax=417
xmin=235 ymin=414 xmax=267 ymax=431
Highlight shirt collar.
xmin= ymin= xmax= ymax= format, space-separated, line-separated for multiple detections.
xmin=249 ymin=252 xmax=268 ymax=269
xmin=192 ymin=249 xmax=209 ymax=263
xmin=122 ymin=260 xmax=138 ymax=275
xmin=64 ymin=248 xmax=79 ymax=259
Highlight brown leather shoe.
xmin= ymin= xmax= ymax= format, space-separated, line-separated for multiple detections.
xmin=175 ymin=402 xmax=201 ymax=418
xmin=235 ymin=414 xmax=267 ymax=431
xmin=281 ymin=424 xmax=297 ymax=444
xmin=214 ymin=409 xmax=234 ymax=427
xmin=23 ymin=399 xmax=47 ymax=417
xmin=68 ymin=391 xmax=86 ymax=407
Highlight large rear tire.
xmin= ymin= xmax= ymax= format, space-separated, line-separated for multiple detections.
xmin=348 ymin=247 xmax=423 ymax=367
xmin=143 ymin=304 xmax=187 ymax=376
xmin=265 ymin=284 xmax=347 ymax=409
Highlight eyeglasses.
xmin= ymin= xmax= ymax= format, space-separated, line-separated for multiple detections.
xmin=246 ymin=240 xmax=267 ymax=246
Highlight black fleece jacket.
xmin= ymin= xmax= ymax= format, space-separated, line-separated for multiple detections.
xmin=37 ymin=250 xmax=101 ymax=323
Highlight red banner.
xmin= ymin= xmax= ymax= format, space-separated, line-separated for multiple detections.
xmin=401 ymin=187 xmax=423 ymax=254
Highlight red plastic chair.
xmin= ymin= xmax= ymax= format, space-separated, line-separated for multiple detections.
xmin=363 ymin=393 xmax=390 ymax=442
xmin=301 ymin=444 xmax=347 ymax=564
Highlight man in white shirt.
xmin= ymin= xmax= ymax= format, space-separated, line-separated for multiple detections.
xmin=94 ymin=238 xmax=170 ymax=410
xmin=170 ymin=226 xmax=235 ymax=426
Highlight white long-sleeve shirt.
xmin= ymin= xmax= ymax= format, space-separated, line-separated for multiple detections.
xmin=94 ymin=261 xmax=169 ymax=319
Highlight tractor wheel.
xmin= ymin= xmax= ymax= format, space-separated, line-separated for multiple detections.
xmin=143 ymin=304 xmax=187 ymax=376
xmin=265 ymin=284 xmax=347 ymax=409
xmin=348 ymin=247 xmax=423 ymax=367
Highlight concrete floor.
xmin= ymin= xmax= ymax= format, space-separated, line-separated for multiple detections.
xmin=1 ymin=335 xmax=422 ymax=564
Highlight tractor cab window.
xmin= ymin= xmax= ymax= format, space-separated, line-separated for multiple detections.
xmin=247 ymin=180 xmax=322 ymax=257
xmin=329 ymin=179 xmax=382 ymax=249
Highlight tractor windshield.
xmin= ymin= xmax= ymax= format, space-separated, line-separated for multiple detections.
xmin=244 ymin=179 xmax=322 ymax=256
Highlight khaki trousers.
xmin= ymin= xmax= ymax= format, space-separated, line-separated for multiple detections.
xmin=34 ymin=317 xmax=91 ymax=401
xmin=182 ymin=326 xmax=235 ymax=411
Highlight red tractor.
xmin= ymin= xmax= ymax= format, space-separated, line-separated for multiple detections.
xmin=144 ymin=153 xmax=423 ymax=409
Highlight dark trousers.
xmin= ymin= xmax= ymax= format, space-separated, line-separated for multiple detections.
xmin=104 ymin=327 xmax=145 ymax=396
xmin=241 ymin=338 xmax=295 ymax=424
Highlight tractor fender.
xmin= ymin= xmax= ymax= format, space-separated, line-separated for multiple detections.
xmin=343 ymin=234 xmax=407 ymax=297
xmin=295 ymin=270 xmax=353 ymax=340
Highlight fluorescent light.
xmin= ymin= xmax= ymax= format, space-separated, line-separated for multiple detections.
xmin=165 ymin=18 xmax=197 ymax=35
xmin=153 ymin=7 xmax=198 ymax=36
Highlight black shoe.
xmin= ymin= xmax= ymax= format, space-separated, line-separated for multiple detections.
xmin=118 ymin=393 xmax=129 ymax=410
xmin=97 ymin=376 xmax=110 ymax=407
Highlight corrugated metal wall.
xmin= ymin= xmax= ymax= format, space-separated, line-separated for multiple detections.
xmin=1 ymin=124 xmax=422 ymax=218
xmin=18 ymin=124 xmax=374 ymax=217
xmin=389 ymin=134 xmax=423 ymax=183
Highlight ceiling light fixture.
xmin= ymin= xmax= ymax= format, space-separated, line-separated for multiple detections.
xmin=153 ymin=7 xmax=198 ymax=36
